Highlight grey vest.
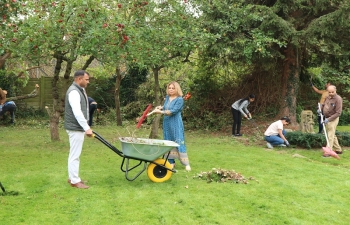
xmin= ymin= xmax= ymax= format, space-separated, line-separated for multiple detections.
xmin=64 ymin=82 xmax=89 ymax=131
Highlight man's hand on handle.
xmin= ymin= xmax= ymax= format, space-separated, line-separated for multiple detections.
xmin=86 ymin=129 xmax=93 ymax=137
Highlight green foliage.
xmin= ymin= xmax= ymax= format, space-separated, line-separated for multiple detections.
xmin=121 ymin=101 xmax=151 ymax=121
xmin=286 ymin=131 xmax=350 ymax=149
xmin=336 ymin=131 xmax=350 ymax=147
xmin=120 ymin=66 xmax=148 ymax=106
xmin=94 ymin=107 xmax=118 ymax=126
xmin=339 ymin=109 xmax=350 ymax=126
xmin=286 ymin=131 xmax=325 ymax=149
xmin=339 ymin=98 xmax=350 ymax=126
xmin=15 ymin=106 xmax=48 ymax=119
xmin=184 ymin=109 xmax=230 ymax=131
xmin=0 ymin=70 xmax=25 ymax=96
xmin=88 ymin=76 xmax=116 ymax=109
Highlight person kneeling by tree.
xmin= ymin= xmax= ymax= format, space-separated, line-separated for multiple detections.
xmin=0 ymin=89 xmax=16 ymax=125
xmin=264 ymin=116 xmax=291 ymax=149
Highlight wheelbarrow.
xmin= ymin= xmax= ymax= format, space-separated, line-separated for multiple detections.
xmin=92 ymin=131 xmax=179 ymax=182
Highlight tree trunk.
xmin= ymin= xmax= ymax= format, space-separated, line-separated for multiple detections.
xmin=278 ymin=43 xmax=300 ymax=125
xmin=149 ymin=67 xmax=162 ymax=139
xmin=49 ymin=109 xmax=61 ymax=141
xmin=115 ymin=67 xmax=123 ymax=126
xmin=63 ymin=60 xmax=74 ymax=79
xmin=50 ymin=53 xmax=64 ymax=141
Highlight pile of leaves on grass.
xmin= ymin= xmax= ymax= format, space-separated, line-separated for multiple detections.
xmin=193 ymin=168 xmax=257 ymax=184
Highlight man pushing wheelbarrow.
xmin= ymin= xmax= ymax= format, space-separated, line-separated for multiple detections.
xmin=318 ymin=85 xmax=343 ymax=158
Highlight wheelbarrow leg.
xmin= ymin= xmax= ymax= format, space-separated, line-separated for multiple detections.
xmin=120 ymin=157 xmax=143 ymax=173
xmin=121 ymin=157 xmax=147 ymax=181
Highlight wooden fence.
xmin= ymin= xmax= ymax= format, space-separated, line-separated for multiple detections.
xmin=18 ymin=77 xmax=104 ymax=110
xmin=19 ymin=77 xmax=55 ymax=110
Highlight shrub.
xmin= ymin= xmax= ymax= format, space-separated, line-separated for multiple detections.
xmin=336 ymin=131 xmax=350 ymax=147
xmin=286 ymin=131 xmax=350 ymax=149
xmin=286 ymin=132 xmax=325 ymax=149
xmin=339 ymin=108 xmax=350 ymax=126
xmin=184 ymin=110 xmax=230 ymax=131
xmin=16 ymin=106 xmax=48 ymax=119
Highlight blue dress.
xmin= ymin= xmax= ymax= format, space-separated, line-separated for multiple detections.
xmin=162 ymin=95 xmax=190 ymax=166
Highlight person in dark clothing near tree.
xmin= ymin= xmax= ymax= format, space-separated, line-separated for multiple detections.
xmin=231 ymin=94 xmax=255 ymax=136
xmin=88 ymin=97 xmax=98 ymax=126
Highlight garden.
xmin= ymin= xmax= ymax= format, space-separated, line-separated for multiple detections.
xmin=2 ymin=1 xmax=350 ymax=224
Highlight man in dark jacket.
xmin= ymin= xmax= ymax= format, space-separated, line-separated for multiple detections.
xmin=64 ymin=70 xmax=92 ymax=189
xmin=88 ymin=97 xmax=97 ymax=126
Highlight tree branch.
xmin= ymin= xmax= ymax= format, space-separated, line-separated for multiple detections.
xmin=82 ymin=55 xmax=95 ymax=70
xmin=182 ymin=51 xmax=192 ymax=63
xmin=7 ymin=84 xmax=40 ymax=101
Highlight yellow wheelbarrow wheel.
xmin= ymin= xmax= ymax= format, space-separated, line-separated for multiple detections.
xmin=147 ymin=158 xmax=172 ymax=183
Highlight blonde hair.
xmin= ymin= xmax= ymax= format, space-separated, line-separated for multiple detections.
xmin=166 ymin=81 xmax=183 ymax=97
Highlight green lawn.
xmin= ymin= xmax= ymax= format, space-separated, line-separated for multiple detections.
xmin=337 ymin=126 xmax=350 ymax=132
xmin=1 ymin=124 xmax=350 ymax=225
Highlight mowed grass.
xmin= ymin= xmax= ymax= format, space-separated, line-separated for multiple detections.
xmin=1 ymin=124 xmax=350 ymax=225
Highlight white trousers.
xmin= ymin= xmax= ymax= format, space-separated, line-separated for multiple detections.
xmin=66 ymin=130 xmax=85 ymax=184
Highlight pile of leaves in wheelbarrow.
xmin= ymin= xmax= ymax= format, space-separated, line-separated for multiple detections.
xmin=193 ymin=168 xmax=257 ymax=184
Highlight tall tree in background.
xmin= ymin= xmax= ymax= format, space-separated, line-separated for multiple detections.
xmin=193 ymin=0 xmax=350 ymax=124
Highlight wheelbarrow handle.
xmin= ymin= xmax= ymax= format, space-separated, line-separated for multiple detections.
xmin=92 ymin=131 xmax=123 ymax=156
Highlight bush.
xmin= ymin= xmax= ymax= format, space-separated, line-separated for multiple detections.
xmin=336 ymin=131 xmax=350 ymax=147
xmin=16 ymin=106 xmax=48 ymax=119
xmin=184 ymin=110 xmax=230 ymax=131
xmin=286 ymin=131 xmax=350 ymax=149
xmin=339 ymin=108 xmax=350 ymax=126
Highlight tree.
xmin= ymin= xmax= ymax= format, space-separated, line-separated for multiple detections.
xmin=3 ymin=0 xmax=120 ymax=140
xmin=121 ymin=0 xmax=207 ymax=138
xmin=192 ymin=0 xmax=350 ymax=124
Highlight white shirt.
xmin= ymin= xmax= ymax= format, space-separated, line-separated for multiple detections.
xmin=68 ymin=89 xmax=90 ymax=131
xmin=264 ymin=120 xmax=283 ymax=136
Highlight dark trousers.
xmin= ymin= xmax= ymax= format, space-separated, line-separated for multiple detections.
xmin=0 ymin=104 xmax=16 ymax=123
xmin=231 ymin=108 xmax=242 ymax=135
xmin=317 ymin=114 xmax=324 ymax=133
xmin=89 ymin=104 xmax=97 ymax=126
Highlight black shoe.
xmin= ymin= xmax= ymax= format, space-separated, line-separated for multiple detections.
xmin=235 ymin=134 xmax=242 ymax=136
xmin=335 ymin=151 xmax=343 ymax=154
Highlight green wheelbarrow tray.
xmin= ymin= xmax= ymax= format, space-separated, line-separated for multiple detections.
xmin=92 ymin=131 xmax=178 ymax=182
xmin=119 ymin=137 xmax=179 ymax=161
